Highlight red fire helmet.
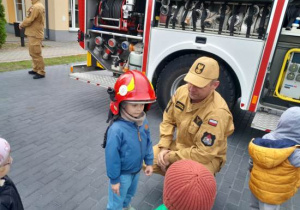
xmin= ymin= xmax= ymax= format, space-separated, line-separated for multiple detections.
xmin=110 ymin=70 xmax=156 ymax=115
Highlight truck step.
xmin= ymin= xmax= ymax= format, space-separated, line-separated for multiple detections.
xmin=251 ymin=109 xmax=283 ymax=132
xmin=70 ymin=71 xmax=117 ymax=89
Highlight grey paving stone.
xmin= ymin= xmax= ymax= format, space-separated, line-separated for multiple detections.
xmin=35 ymin=190 xmax=61 ymax=208
xmin=225 ymin=202 xmax=239 ymax=210
xmin=292 ymin=193 xmax=300 ymax=206
xmin=74 ymin=167 xmax=95 ymax=180
xmin=239 ymin=200 xmax=250 ymax=210
xmin=144 ymin=188 xmax=163 ymax=206
xmin=228 ymin=190 xmax=242 ymax=206
xmin=40 ymin=166 xmax=62 ymax=180
xmin=231 ymin=154 xmax=243 ymax=165
xmin=60 ymin=200 xmax=80 ymax=210
xmin=220 ymin=163 xmax=229 ymax=174
xmin=90 ymin=174 xmax=108 ymax=190
xmin=241 ymin=189 xmax=252 ymax=202
xmin=233 ymin=179 xmax=245 ymax=193
xmin=236 ymin=169 xmax=248 ymax=181
xmin=41 ymin=201 xmax=62 ymax=210
xmin=228 ymin=162 xmax=239 ymax=172
xmin=219 ymin=180 xmax=233 ymax=194
xmin=71 ymin=186 xmax=97 ymax=206
xmin=17 ymin=182 xmax=44 ymax=198
xmin=54 ymin=189 xmax=77 ymax=206
xmin=213 ymin=191 xmax=228 ymax=210
xmin=91 ymin=202 xmax=105 ymax=210
xmin=223 ymin=170 xmax=237 ymax=184
xmin=136 ymin=180 xmax=152 ymax=196
xmin=131 ymin=193 xmax=147 ymax=208
xmin=235 ymin=148 xmax=245 ymax=156
xmin=89 ymin=183 xmax=108 ymax=202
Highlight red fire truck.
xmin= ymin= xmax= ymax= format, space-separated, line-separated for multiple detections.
xmin=70 ymin=0 xmax=300 ymax=131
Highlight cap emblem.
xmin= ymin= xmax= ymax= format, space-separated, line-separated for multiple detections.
xmin=195 ymin=63 xmax=205 ymax=74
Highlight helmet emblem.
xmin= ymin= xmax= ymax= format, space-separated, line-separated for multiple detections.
xmin=119 ymin=85 xmax=128 ymax=96
xmin=195 ymin=63 xmax=205 ymax=74
xmin=118 ymin=77 xmax=135 ymax=96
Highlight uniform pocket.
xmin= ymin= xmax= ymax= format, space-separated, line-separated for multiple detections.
xmin=33 ymin=45 xmax=41 ymax=55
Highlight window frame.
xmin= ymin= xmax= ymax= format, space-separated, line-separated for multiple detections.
xmin=14 ymin=0 xmax=25 ymax=22
xmin=69 ymin=0 xmax=79 ymax=31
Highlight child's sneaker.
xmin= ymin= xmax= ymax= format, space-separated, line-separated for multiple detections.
xmin=123 ymin=205 xmax=136 ymax=210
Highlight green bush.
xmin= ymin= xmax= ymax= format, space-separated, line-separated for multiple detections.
xmin=0 ymin=0 xmax=7 ymax=48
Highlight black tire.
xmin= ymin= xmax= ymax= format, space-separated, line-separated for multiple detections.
xmin=156 ymin=54 xmax=236 ymax=110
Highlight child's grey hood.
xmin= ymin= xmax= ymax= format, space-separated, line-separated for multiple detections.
xmin=263 ymin=107 xmax=300 ymax=144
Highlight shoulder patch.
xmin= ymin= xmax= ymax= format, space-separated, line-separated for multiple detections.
xmin=201 ymin=132 xmax=216 ymax=147
xmin=208 ymin=119 xmax=218 ymax=127
xmin=175 ymin=101 xmax=185 ymax=111
xmin=193 ymin=116 xmax=203 ymax=127
xmin=144 ymin=124 xmax=149 ymax=130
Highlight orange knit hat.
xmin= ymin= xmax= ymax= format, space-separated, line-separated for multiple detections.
xmin=163 ymin=160 xmax=217 ymax=210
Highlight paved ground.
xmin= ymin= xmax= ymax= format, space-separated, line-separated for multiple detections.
xmin=0 ymin=33 xmax=85 ymax=63
xmin=0 ymin=37 xmax=299 ymax=209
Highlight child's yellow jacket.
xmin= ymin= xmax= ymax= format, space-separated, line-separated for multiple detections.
xmin=249 ymin=138 xmax=300 ymax=205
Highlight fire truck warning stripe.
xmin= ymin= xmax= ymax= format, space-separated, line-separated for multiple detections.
xmin=142 ymin=0 xmax=154 ymax=74
xmin=249 ymin=0 xmax=286 ymax=112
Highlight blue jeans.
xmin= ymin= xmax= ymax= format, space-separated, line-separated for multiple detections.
xmin=107 ymin=173 xmax=140 ymax=210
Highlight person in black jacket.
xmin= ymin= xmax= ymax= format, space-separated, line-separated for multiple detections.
xmin=0 ymin=138 xmax=24 ymax=210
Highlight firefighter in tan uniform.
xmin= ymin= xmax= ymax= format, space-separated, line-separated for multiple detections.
xmin=154 ymin=56 xmax=234 ymax=175
xmin=19 ymin=0 xmax=45 ymax=79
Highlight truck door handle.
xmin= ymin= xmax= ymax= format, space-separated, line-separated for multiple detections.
xmin=195 ymin=37 xmax=206 ymax=44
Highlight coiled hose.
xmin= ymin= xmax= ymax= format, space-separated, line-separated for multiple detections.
xmin=102 ymin=0 xmax=124 ymax=26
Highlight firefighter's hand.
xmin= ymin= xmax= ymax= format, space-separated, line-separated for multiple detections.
xmin=157 ymin=149 xmax=170 ymax=168
xmin=111 ymin=183 xmax=120 ymax=196
xmin=144 ymin=165 xmax=153 ymax=176
xmin=19 ymin=25 xmax=23 ymax=30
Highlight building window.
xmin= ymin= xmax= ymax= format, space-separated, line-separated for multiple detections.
xmin=14 ymin=0 xmax=25 ymax=22
xmin=69 ymin=0 xmax=79 ymax=30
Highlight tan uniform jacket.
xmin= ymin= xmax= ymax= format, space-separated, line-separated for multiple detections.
xmin=20 ymin=0 xmax=45 ymax=39
xmin=158 ymin=84 xmax=234 ymax=173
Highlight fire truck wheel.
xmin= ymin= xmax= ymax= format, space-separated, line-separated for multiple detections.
xmin=156 ymin=54 xmax=236 ymax=110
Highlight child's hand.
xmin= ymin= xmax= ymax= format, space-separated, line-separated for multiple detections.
xmin=111 ymin=183 xmax=120 ymax=196
xmin=144 ymin=165 xmax=153 ymax=176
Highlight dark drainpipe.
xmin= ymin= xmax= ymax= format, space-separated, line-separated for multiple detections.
xmin=45 ymin=0 xmax=50 ymax=39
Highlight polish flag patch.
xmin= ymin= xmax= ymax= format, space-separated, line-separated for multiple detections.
xmin=208 ymin=119 xmax=218 ymax=127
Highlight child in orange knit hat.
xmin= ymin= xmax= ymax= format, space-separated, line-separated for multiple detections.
xmin=156 ymin=160 xmax=217 ymax=210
